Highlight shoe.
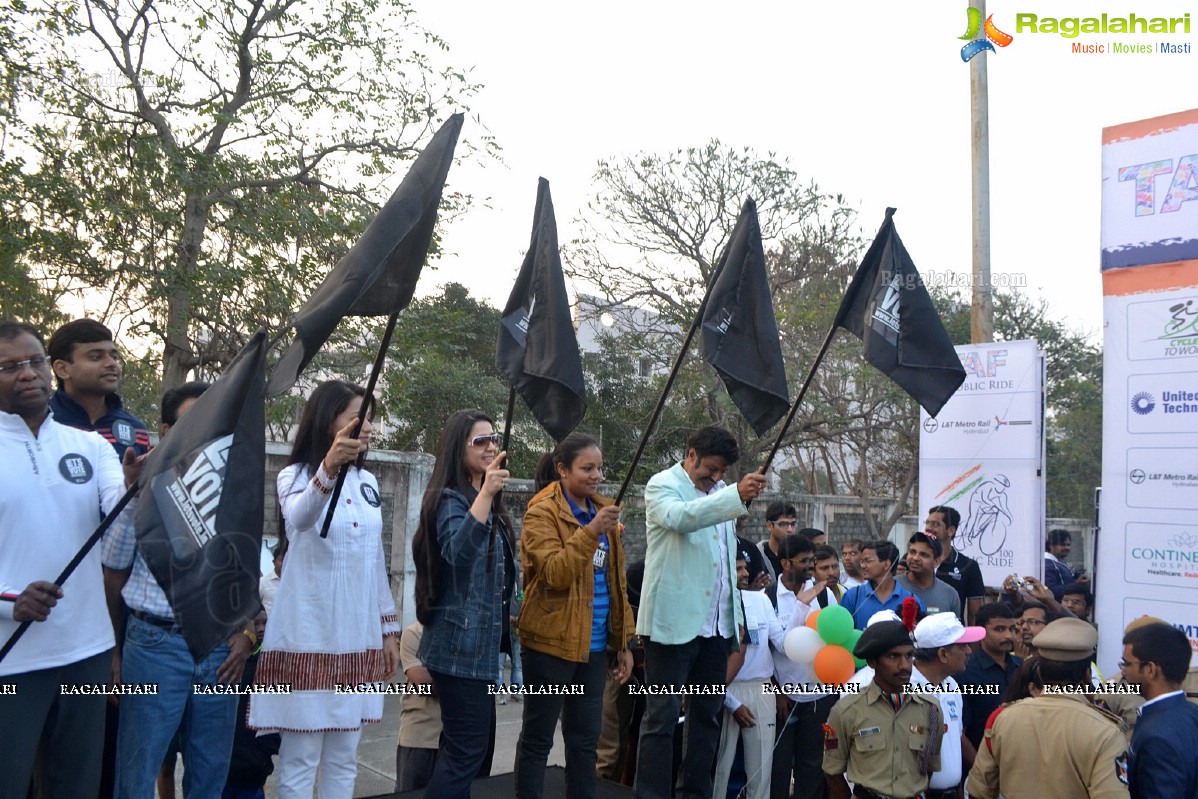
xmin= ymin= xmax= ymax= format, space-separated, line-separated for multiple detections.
xmin=512 ymin=693 xmax=522 ymax=703
xmin=496 ymin=694 xmax=507 ymax=705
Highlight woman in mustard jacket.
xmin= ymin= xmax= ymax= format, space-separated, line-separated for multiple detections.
xmin=514 ymin=432 xmax=636 ymax=799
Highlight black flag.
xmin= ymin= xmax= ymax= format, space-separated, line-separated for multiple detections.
xmin=700 ymin=199 xmax=790 ymax=436
xmin=135 ymin=332 xmax=268 ymax=658
xmin=267 ymin=114 xmax=465 ymax=396
xmin=834 ymin=209 xmax=966 ymax=418
xmin=496 ymin=178 xmax=587 ymax=441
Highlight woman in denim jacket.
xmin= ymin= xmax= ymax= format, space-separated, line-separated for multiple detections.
xmin=413 ymin=409 xmax=515 ymax=798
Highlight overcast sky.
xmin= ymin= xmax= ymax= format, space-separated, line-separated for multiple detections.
xmin=407 ymin=0 xmax=1196 ymax=340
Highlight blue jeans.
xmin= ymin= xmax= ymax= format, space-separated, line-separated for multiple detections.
xmin=499 ymin=635 xmax=524 ymax=687
xmin=114 ymin=614 xmax=238 ymax=799
xmin=423 ymin=671 xmax=496 ymax=798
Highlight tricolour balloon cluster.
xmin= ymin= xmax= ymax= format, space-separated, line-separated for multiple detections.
xmin=781 ymin=606 xmax=864 ymax=685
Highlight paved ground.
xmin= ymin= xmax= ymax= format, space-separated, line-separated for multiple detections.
xmin=173 ymin=667 xmax=564 ymax=797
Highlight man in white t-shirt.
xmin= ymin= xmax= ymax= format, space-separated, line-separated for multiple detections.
xmin=0 ymin=322 xmax=141 ymax=796
xmin=910 ymin=611 xmax=985 ymax=799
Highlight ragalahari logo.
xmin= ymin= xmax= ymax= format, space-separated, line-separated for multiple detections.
xmin=960 ymin=7 xmax=1014 ymax=61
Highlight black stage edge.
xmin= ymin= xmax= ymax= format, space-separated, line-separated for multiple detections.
xmin=364 ymin=765 xmax=635 ymax=798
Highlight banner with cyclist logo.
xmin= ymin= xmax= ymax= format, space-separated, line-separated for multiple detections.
xmin=919 ymin=340 xmax=1046 ymax=589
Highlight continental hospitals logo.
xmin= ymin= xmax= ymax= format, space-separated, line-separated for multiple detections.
xmin=959 ymin=8 xmax=1014 ymax=62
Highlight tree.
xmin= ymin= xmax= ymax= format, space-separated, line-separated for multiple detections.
xmin=567 ymin=141 xmax=918 ymax=535
xmin=4 ymin=0 xmax=488 ymax=388
xmin=373 ymin=282 xmax=553 ymax=475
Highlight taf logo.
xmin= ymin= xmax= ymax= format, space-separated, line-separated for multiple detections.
xmin=960 ymin=8 xmax=1014 ymax=61
xmin=1131 ymin=392 xmax=1156 ymax=415
xmin=1119 ymin=157 xmax=1198 ymax=217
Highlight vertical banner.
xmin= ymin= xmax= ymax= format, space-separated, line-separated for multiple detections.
xmin=1098 ymin=108 xmax=1198 ymax=673
xmin=919 ymin=341 xmax=1046 ymax=589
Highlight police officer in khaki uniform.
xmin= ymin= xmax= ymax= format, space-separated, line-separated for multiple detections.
xmin=967 ymin=617 xmax=1130 ymax=799
xmin=822 ymin=620 xmax=944 ymax=799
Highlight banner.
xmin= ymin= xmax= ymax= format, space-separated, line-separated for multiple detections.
xmin=1097 ymin=108 xmax=1198 ymax=674
xmin=919 ymin=341 xmax=1046 ymax=589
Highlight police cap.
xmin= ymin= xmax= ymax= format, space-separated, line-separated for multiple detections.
xmin=1031 ymin=617 xmax=1097 ymax=661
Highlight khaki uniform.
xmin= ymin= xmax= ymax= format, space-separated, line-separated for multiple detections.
xmin=822 ymin=681 xmax=943 ymax=798
xmin=966 ymin=693 xmax=1129 ymax=799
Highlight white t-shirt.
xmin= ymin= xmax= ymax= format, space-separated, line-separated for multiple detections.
xmin=0 ymin=412 xmax=131 ymax=677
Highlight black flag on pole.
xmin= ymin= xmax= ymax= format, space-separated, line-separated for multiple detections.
xmin=496 ymin=178 xmax=587 ymax=441
xmin=266 ymin=113 xmax=465 ymax=396
xmin=136 ymin=331 xmax=268 ymax=658
xmin=833 ymin=209 xmax=965 ymax=418
xmin=700 ymin=198 xmax=790 ymax=436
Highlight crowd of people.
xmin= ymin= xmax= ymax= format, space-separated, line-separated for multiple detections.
xmin=2 ymin=317 xmax=1197 ymax=799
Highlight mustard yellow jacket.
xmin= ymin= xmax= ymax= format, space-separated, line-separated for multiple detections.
xmin=517 ymin=482 xmax=636 ymax=662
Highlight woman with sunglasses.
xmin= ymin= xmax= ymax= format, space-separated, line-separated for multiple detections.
xmin=514 ymin=432 xmax=635 ymax=799
xmin=413 ymin=410 xmax=514 ymax=798
xmin=249 ymin=380 xmax=399 ymax=797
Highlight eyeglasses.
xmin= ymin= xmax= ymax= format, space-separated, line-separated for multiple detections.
xmin=771 ymin=520 xmax=798 ymax=528
xmin=1021 ymin=618 xmax=1047 ymax=627
xmin=1119 ymin=659 xmax=1147 ymax=670
xmin=860 ymin=557 xmax=880 ymax=565
xmin=0 ymin=356 xmax=49 ymax=375
xmin=468 ymin=433 xmax=501 ymax=448
xmin=786 ymin=556 xmax=814 ymax=567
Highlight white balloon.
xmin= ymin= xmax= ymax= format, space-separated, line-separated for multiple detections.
xmin=783 ymin=626 xmax=823 ymax=664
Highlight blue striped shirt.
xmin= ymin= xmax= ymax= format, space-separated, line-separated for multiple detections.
xmin=565 ymin=494 xmax=609 ymax=652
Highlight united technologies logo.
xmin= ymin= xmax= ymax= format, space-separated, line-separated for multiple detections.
xmin=1131 ymin=392 xmax=1156 ymax=415
xmin=960 ymin=7 xmax=1014 ymax=61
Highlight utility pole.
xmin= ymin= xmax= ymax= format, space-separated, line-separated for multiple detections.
xmin=970 ymin=0 xmax=995 ymax=343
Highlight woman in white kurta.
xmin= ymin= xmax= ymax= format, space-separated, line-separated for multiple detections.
xmin=249 ymin=380 xmax=400 ymax=798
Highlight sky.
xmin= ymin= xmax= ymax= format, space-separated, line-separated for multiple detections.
xmin=406 ymin=0 xmax=1197 ymax=342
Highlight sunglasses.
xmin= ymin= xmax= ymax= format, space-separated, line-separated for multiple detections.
xmin=469 ymin=433 xmax=501 ymax=448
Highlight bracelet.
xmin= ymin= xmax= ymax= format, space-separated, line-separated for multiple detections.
xmin=241 ymin=628 xmax=258 ymax=647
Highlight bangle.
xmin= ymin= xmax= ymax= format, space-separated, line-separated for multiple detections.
xmin=241 ymin=628 xmax=258 ymax=647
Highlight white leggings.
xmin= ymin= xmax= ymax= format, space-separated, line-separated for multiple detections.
xmin=278 ymin=728 xmax=363 ymax=798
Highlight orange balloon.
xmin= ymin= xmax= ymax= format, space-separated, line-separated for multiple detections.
xmin=805 ymin=609 xmax=822 ymax=630
xmin=812 ymin=645 xmax=856 ymax=686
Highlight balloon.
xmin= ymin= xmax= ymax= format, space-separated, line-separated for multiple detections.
xmin=783 ymin=626 xmax=824 ymax=665
xmin=813 ymin=644 xmax=856 ymax=685
xmin=844 ymin=629 xmax=866 ymax=668
xmin=804 ymin=609 xmax=822 ymax=630
xmin=816 ymin=605 xmax=855 ymax=646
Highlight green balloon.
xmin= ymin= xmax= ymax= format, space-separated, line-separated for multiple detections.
xmin=816 ymin=605 xmax=855 ymax=646
xmin=845 ymin=629 xmax=866 ymax=668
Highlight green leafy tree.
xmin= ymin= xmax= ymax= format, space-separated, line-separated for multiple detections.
xmin=373 ymin=282 xmax=552 ymax=475
xmin=4 ymin=0 xmax=488 ymax=388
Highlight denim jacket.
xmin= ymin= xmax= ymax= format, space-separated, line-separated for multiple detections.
xmin=418 ymin=488 xmax=510 ymax=680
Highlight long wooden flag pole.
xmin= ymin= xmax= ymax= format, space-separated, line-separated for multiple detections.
xmin=319 ymin=311 xmax=400 ymax=538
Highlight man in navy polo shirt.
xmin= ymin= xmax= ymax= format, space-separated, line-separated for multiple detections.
xmin=47 ymin=319 xmax=150 ymax=459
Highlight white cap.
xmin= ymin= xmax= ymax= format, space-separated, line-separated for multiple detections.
xmin=866 ymin=610 xmax=901 ymax=627
xmin=913 ymin=612 xmax=985 ymax=649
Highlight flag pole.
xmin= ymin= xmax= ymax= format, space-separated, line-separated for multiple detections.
xmin=319 ymin=311 xmax=400 ymax=538
xmin=758 ymin=323 xmax=840 ymax=475
xmin=758 ymin=207 xmax=898 ymax=476
xmin=613 ymin=264 xmax=730 ymax=504
xmin=0 ymin=483 xmax=138 ymax=664
xmin=500 ymin=386 xmax=516 ymax=455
